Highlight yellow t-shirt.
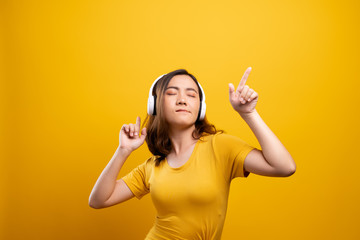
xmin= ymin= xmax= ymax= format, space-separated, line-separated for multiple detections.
xmin=121 ymin=132 xmax=256 ymax=240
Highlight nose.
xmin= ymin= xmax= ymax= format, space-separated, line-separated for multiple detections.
xmin=177 ymin=95 xmax=187 ymax=105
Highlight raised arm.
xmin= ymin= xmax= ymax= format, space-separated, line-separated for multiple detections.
xmin=229 ymin=67 xmax=296 ymax=177
xmin=88 ymin=116 xmax=147 ymax=209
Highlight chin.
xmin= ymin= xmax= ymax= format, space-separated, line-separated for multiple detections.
xmin=169 ymin=120 xmax=196 ymax=129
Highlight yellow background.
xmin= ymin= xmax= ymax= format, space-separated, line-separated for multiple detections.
xmin=1 ymin=0 xmax=359 ymax=239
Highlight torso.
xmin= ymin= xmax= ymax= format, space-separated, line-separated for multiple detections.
xmin=145 ymin=133 xmax=229 ymax=240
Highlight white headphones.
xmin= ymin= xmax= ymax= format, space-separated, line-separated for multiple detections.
xmin=147 ymin=74 xmax=206 ymax=121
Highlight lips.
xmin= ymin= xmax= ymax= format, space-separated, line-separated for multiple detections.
xmin=176 ymin=109 xmax=190 ymax=113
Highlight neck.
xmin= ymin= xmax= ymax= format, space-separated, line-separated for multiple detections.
xmin=168 ymin=125 xmax=198 ymax=156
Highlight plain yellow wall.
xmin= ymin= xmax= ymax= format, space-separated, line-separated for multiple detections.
xmin=1 ymin=0 xmax=359 ymax=239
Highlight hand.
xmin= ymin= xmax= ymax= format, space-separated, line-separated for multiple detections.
xmin=119 ymin=116 xmax=147 ymax=153
xmin=229 ymin=67 xmax=259 ymax=116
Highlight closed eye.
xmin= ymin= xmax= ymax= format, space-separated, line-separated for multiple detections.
xmin=167 ymin=93 xmax=195 ymax=98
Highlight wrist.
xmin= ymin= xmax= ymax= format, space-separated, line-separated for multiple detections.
xmin=239 ymin=109 xmax=258 ymax=120
xmin=117 ymin=146 xmax=133 ymax=156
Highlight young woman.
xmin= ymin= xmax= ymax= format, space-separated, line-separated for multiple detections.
xmin=89 ymin=68 xmax=296 ymax=239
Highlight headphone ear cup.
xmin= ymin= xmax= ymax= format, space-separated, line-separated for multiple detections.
xmin=153 ymin=95 xmax=157 ymax=115
xmin=199 ymin=102 xmax=206 ymax=120
xmin=147 ymin=96 xmax=154 ymax=115
xmin=148 ymin=74 xmax=165 ymax=116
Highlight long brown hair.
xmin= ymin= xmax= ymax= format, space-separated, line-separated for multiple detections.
xmin=141 ymin=69 xmax=224 ymax=166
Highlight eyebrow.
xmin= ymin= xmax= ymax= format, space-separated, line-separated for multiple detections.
xmin=166 ymin=86 xmax=198 ymax=94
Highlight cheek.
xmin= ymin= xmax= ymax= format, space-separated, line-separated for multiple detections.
xmin=192 ymin=99 xmax=200 ymax=108
xmin=163 ymin=98 xmax=174 ymax=112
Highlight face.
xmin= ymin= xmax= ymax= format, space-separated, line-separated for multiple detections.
xmin=162 ymin=74 xmax=201 ymax=130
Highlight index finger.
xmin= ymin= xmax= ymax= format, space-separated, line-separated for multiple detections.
xmin=237 ymin=67 xmax=252 ymax=92
xmin=136 ymin=116 xmax=141 ymax=129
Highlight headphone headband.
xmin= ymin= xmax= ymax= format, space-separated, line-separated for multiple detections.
xmin=148 ymin=74 xmax=166 ymax=101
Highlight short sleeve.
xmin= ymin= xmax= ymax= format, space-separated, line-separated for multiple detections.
xmin=121 ymin=157 xmax=153 ymax=200
xmin=213 ymin=133 xmax=256 ymax=181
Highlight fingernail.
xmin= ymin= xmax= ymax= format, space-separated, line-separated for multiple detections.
xmin=134 ymin=132 xmax=138 ymax=136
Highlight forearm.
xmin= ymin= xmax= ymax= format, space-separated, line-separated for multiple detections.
xmin=240 ymin=109 xmax=296 ymax=171
xmin=89 ymin=147 xmax=132 ymax=206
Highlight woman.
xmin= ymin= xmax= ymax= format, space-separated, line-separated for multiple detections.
xmin=89 ymin=68 xmax=296 ymax=239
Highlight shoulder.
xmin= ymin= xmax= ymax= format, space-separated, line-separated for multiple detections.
xmin=207 ymin=131 xmax=237 ymax=142
xmin=209 ymin=132 xmax=251 ymax=149
xmin=135 ymin=156 xmax=157 ymax=171
xmin=199 ymin=131 xmax=225 ymax=141
xmin=144 ymin=155 xmax=157 ymax=166
xmin=197 ymin=132 xmax=239 ymax=149
xmin=196 ymin=132 xmax=234 ymax=144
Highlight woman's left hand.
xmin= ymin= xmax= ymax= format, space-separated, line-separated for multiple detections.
xmin=228 ymin=67 xmax=259 ymax=116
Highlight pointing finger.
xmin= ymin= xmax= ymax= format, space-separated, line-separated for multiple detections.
xmin=229 ymin=83 xmax=235 ymax=94
xmin=135 ymin=116 xmax=141 ymax=135
xmin=237 ymin=67 xmax=252 ymax=93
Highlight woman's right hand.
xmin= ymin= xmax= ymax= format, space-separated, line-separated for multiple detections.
xmin=119 ymin=116 xmax=147 ymax=153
